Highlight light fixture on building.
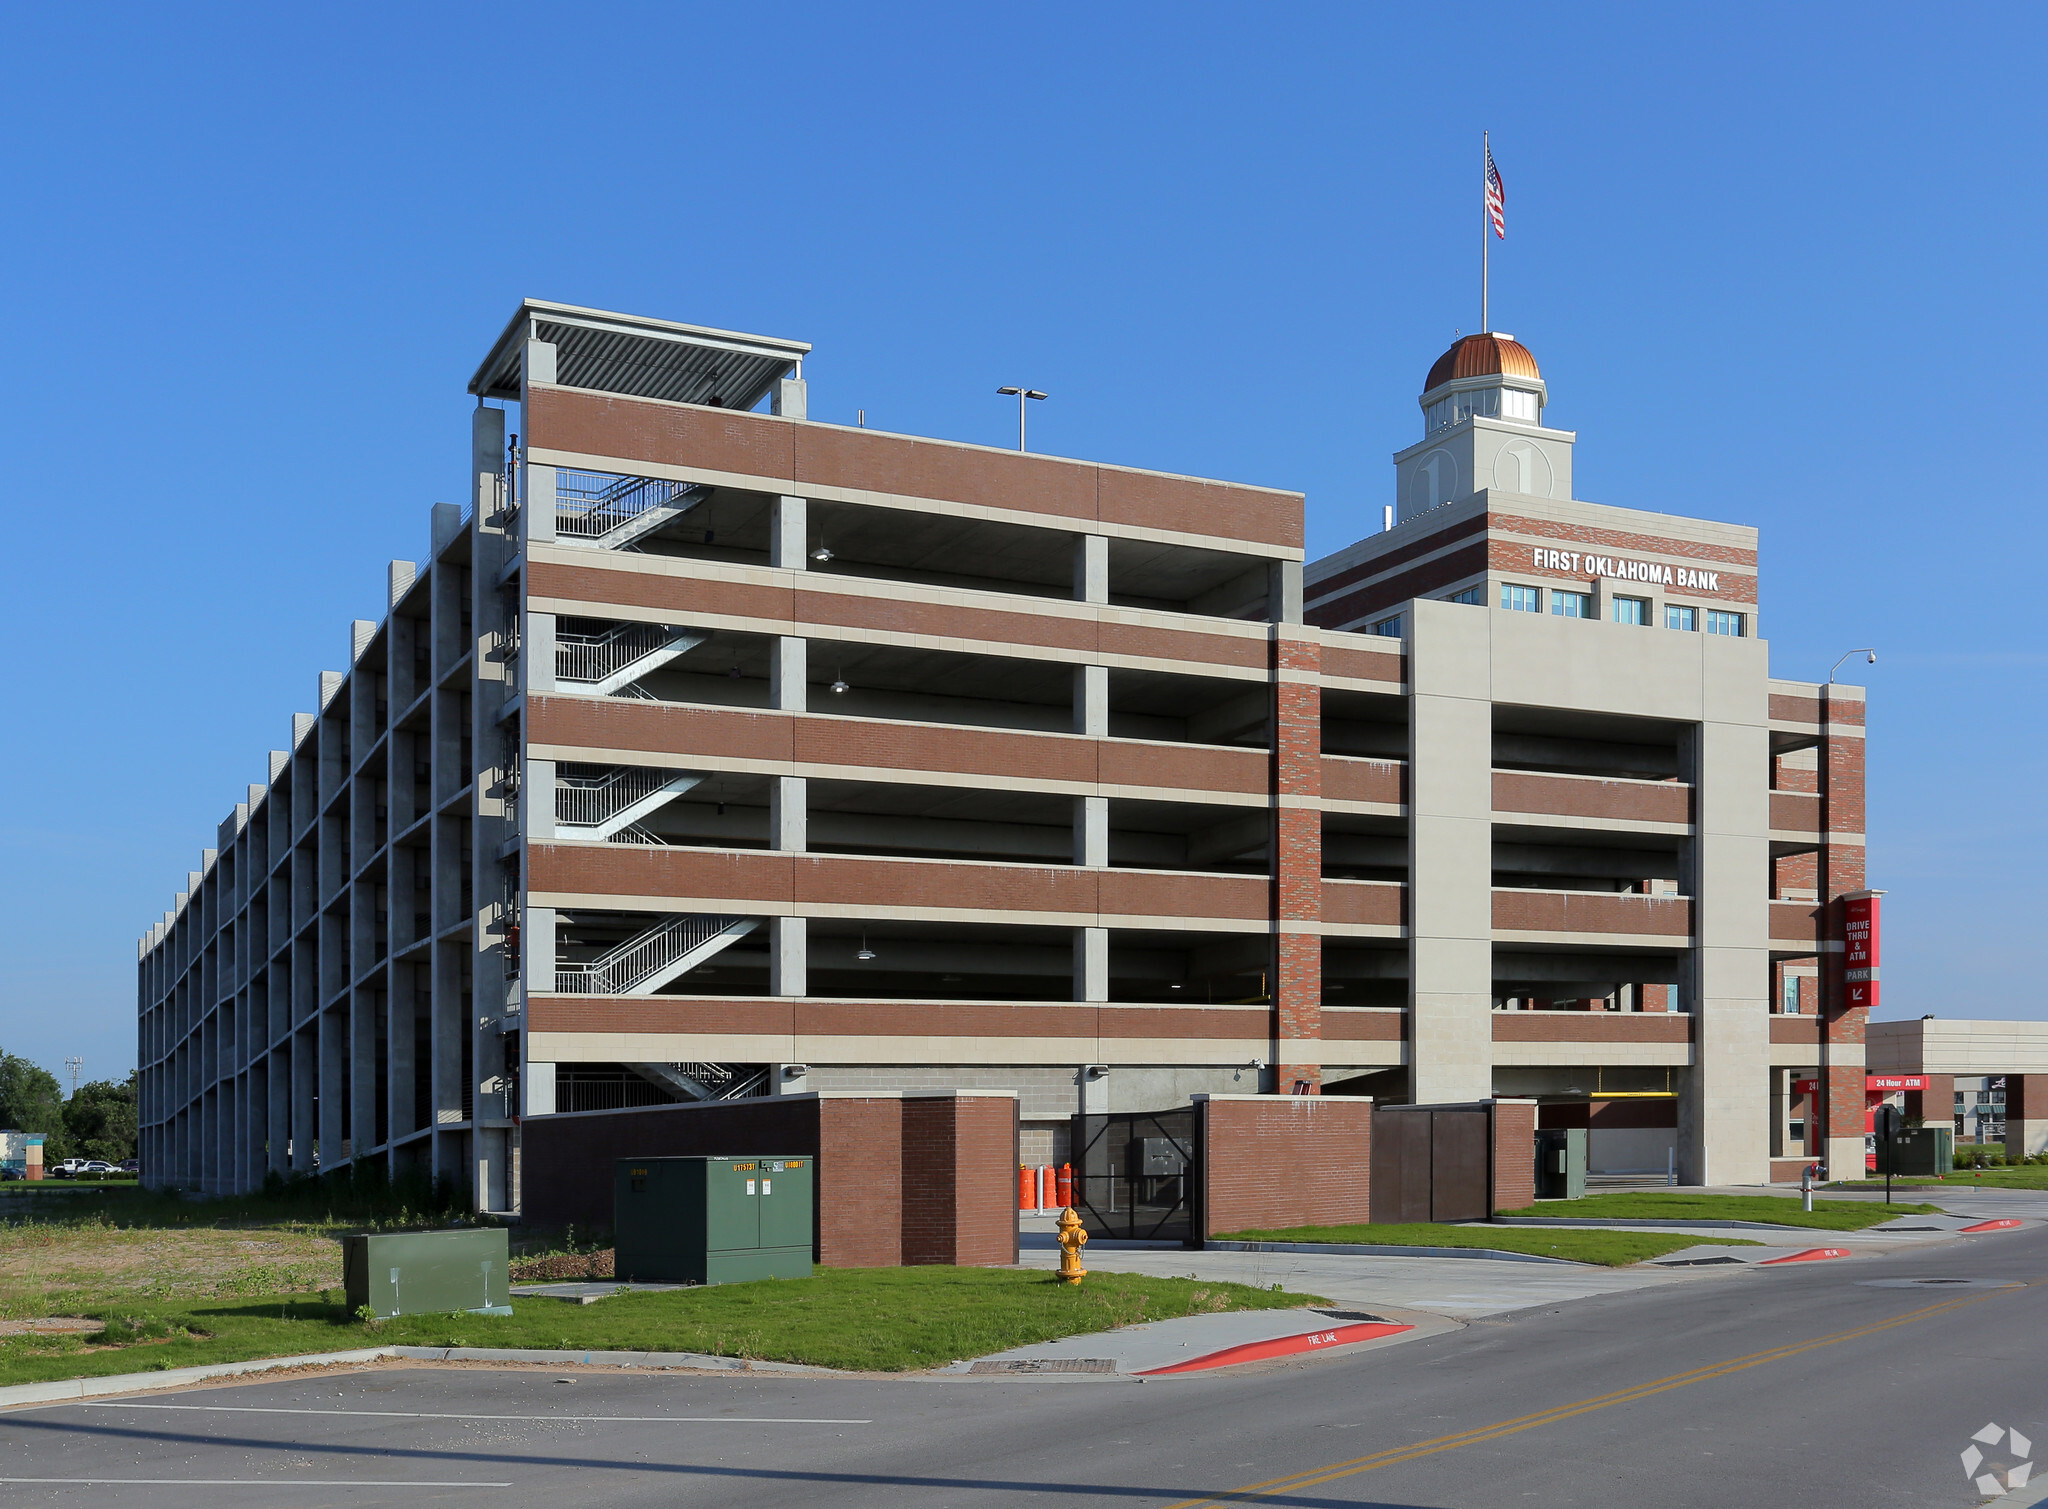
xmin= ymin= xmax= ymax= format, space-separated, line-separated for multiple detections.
xmin=997 ymin=386 xmax=1048 ymax=451
xmin=831 ymin=670 xmax=849 ymax=694
xmin=810 ymin=544 xmax=833 ymax=562
xmin=856 ymin=931 xmax=876 ymax=962
xmin=1827 ymin=647 xmax=1878 ymax=682
xmin=941 ymin=973 xmax=963 ymax=983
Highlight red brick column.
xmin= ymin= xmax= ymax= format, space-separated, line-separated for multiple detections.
xmin=1815 ymin=687 xmax=1869 ymax=1177
xmin=2005 ymin=1075 xmax=2048 ymax=1160
xmin=1490 ymin=1099 xmax=1537 ymax=1213
xmin=1907 ymin=1074 xmax=1953 ymax=1134
xmin=1272 ymin=627 xmax=1323 ymax=1092
xmin=1197 ymin=1095 xmax=1370 ymax=1237
xmin=900 ymin=1093 xmax=1018 ymax=1266
xmin=817 ymin=1097 xmax=904 ymax=1267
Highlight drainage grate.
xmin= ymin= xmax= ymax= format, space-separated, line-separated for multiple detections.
xmin=1312 ymin=1309 xmax=1391 ymax=1323
xmin=970 ymin=1358 xmax=1117 ymax=1374
xmin=1657 ymin=1256 xmax=1748 ymax=1266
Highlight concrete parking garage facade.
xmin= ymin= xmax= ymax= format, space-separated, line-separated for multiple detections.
xmin=136 ymin=305 xmax=1872 ymax=1206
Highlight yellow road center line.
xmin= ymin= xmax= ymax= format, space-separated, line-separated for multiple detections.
xmin=1158 ymin=1283 xmax=2026 ymax=1507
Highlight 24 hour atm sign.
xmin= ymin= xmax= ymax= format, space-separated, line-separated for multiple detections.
xmin=1531 ymin=546 xmax=1723 ymax=592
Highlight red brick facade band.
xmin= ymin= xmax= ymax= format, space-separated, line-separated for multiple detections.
xmin=526 ymin=996 xmax=1270 ymax=1042
xmin=526 ymin=385 xmax=1304 ymax=550
xmin=1308 ymin=515 xmax=1490 ymax=600
xmin=1309 ymin=541 xmax=1489 ymax=628
xmin=526 ymin=695 xmax=1271 ymax=797
xmin=1493 ymin=770 xmax=1691 ymax=826
xmin=530 ymin=560 xmax=1273 ymax=675
xmin=2006 ymin=1076 xmax=2048 ymax=1140
xmin=1199 ymin=1097 xmax=1371 ymax=1237
xmin=1491 ymin=1014 xmax=1692 ymax=1044
xmin=1491 ymin=890 xmax=1692 ymax=937
xmin=1485 ymin=512 xmax=1758 ymax=570
xmin=1272 ymin=631 xmax=1322 ymax=1091
xmin=1814 ymin=686 xmax=1870 ymax=1167
xmin=1906 ymin=1073 xmax=1953 ymax=1131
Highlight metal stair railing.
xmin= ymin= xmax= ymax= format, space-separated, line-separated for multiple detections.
xmin=555 ymin=622 xmax=700 ymax=692
xmin=556 ymin=766 xmax=675 ymax=828
xmin=556 ymin=470 xmax=705 ymax=548
xmin=553 ymin=914 xmax=752 ymax=996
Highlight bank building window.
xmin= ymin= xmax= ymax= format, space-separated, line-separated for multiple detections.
xmin=1447 ymin=585 xmax=1484 ymax=606
xmin=1551 ymin=590 xmax=1591 ymax=619
xmin=1369 ymin=614 xmax=1403 ymax=638
xmin=1666 ymin=604 xmax=1697 ymax=631
xmin=1611 ymin=595 xmax=1649 ymax=625
xmin=1706 ymin=609 xmax=1746 ymax=637
xmin=1500 ymin=583 xmax=1539 ymax=613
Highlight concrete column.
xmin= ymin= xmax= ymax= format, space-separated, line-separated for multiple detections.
xmin=2006 ymin=1074 xmax=2048 ymax=1159
xmin=1073 ymin=926 xmax=1109 ymax=1003
xmin=1074 ymin=535 xmax=1109 ymax=604
xmin=1268 ymin=560 xmax=1304 ymax=625
xmin=1676 ymin=645 xmax=1773 ymax=1185
xmin=772 ymin=637 xmax=807 ymax=713
xmin=387 ymin=973 xmax=417 ymax=1144
xmin=771 ymin=497 xmax=808 ymax=569
xmin=524 ymin=906 xmax=556 ymax=995
xmin=525 ymin=612 xmax=556 ymax=695
xmin=525 ymin=465 xmax=557 ymax=544
xmin=524 ymin=1059 xmax=557 ymax=1117
xmin=771 ymin=917 xmax=808 ymax=997
xmin=1073 ymin=665 xmax=1108 ymax=737
xmin=1406 ymin=604 xmax=1494 ymax=1103
xmin=771 ymin=379 xmax=807 ymax=419
xmin=350 ymin=991 xmax=377 ymax=1161
xmin=1079 ymin=1063 xmax=1109 ymax=1115
xmin=473 ymin=401 xmax=507 ymax=523
xmin=1769 ymin=1068 xmax=1791 ymax=1157
xmin=524 ymin=758 xmax=556 ymax=842
xmin=290 ymin=1030 xmax=315 ymax=1175
xmin=770 ymin=1063 xmax=810 ymax=1095
xmin=267 ymin=1047 xmax=290 ymax=1177
xmin=772 ymin=777 xmax=808 ymax=853
xmin=1074 ymin=796 xmax=1108 ymax=867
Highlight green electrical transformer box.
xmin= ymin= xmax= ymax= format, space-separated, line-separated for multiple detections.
xmin=614 ymin=1155 xmax=815 ymax=1285
xmin=343 ymin=1228 xmax=512 ymax=1319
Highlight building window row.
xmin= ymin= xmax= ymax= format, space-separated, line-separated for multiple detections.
xmin=1489 ymin=581 xmax=1744 ymax=636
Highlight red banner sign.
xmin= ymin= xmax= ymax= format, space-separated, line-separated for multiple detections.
xmin=1844 ymin=895 xmax=1881 ymax=1010
xmin=1793 ymin=1074 xmax=1926 ymax=1096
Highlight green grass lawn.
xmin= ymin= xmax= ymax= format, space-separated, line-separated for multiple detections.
xmin=1835 ymin=1167 xmax=2048 ymax=1190
xmin=1210 ymin=1222 xmax=1753 ymax=1266
xmin=0 ymin=1267 xmax=1324 ymax=1383
xmin=1494 ymin=1192 xmax=1939 ymax=1231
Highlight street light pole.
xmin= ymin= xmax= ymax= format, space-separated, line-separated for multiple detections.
xmin=996 ymin=386 xmax=1047 ymax=452
xmin=1827 ymin=648 xmax=1877 ymax=683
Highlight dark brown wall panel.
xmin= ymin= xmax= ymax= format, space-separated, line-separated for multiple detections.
xmin=1491 ymin=1013 xmax=1693 ymax=1043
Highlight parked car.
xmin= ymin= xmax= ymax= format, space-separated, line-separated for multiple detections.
xmin=116 ymin=1159 xmax=140 ymax=1174
xmin=0 ymin=1166 xmax=21 ymax=1182
xmin=80 ymin=1161 xmax=114 ymax=1176
xmin=48 ymin=1158 xmax=87 ymax=1180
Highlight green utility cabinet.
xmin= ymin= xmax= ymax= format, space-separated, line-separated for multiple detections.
xmin=1881 ymin=1124 xmax=1954 ymax=1177
xmin=1534 ymin=1128 xmax=1587 ymax=1200
xmin=614 ymin=1155 xmax=815 ymax=1285
xmin=343 ymin=1228 xmax=512 ymax=1319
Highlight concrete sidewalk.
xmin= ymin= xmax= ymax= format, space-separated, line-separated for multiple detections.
xmin=939 ymin=1303 xmax=1456 ymax=1377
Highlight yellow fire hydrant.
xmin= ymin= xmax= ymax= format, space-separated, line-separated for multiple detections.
xmin=1055 ymin=1205 xmax=1088 ymax=1285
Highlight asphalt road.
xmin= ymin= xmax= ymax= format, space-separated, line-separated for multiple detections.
xmin=5 ymin=1222 xmax=2046 ymax=1507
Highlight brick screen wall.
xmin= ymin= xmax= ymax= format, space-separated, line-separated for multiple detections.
xmin=1199 ymin=1096 xmax=1371 ymax=1237
xmin=518 ymin=1094 xmax=1014 ymax=1267
xmin=1491 ymin=1100 xmax=1537 ymax=1213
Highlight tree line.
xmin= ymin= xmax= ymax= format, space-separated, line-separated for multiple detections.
xmin=0 ymin=1051 xmax=138 ymax=1163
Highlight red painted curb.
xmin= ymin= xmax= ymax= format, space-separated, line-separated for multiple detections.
xmin=1134 ymin=1321 xmax=1413 ymax=1375
xmin=1960 ymin=1218 xmax=2024 ymax=1232
xmin=1758 ymin=1246 xmax=1854 ymax=1265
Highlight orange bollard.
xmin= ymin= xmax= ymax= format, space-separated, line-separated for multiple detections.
xmin=1018 ymin=1165 xmax=1033 ymax=1211
xmin=1057 ymin=1162 xmax=1073 ymax=1208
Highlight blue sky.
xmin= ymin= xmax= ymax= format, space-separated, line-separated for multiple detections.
xmin=1 ymin=4 xmax=2040 ymax=1079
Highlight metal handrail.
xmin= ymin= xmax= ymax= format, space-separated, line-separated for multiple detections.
xmin=553 ymin=913 xmax=741 ymax=995
xmin=555 ymin=621 xmax=683 ymax=684
xmin=556 ymin=470 xmax=699 ymax=540
xmin=555 ymin=766 xmax=674 ymax=828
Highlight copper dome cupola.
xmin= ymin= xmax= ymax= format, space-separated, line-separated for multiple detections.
xmin=1418 ymin=331 xmax=1548 ymax=436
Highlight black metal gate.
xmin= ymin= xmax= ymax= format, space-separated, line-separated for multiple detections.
xmin=1070 ymin=1108 xmax=1199 ymax=1244
xmin=1370 ymin=1104 xmax=1492 ymax=1223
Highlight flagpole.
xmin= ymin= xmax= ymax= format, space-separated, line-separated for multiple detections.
xmin=1481 ymin=130 xmax=1490 ymax=334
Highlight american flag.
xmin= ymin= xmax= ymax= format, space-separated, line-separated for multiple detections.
xmin=1485 ymin=146 xmax=1506 ymax=239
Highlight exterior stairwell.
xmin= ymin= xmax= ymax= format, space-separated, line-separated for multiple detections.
xmin=555 ymin=765 xmax=703 ymax=841
xmin=626 ymin=1062 xmax=771 ymax=1103
xmin=556 ymin=471 xmax=708 ymax=551
xmin=553 ymin=913 xmax=759 ymax=997
xmin=556 ymin=622 xmax=704 ymax=696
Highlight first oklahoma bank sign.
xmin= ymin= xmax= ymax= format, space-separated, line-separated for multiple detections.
xmin=1531 ymin=546 xmax=1723 ymax=593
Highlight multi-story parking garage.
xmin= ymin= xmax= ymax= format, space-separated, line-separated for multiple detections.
xmin=137 ymin=303 xmax=1873 ymax=1207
